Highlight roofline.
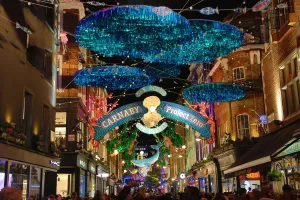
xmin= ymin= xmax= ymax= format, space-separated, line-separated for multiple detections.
xmin=224 ymin=156 xmax=271 ymax=175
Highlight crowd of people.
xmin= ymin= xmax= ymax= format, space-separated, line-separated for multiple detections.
xmin=0 ymin=184 xmax=298 ymax=200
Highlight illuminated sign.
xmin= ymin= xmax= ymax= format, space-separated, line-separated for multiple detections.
xmin=90 ymin=164 xmax=96 ymax=173
xmin=79 ymin=160 xmax=86 ymax=168
xmin=50 ymin=160 xmax=60 ymax=167
xmin=180 ymin=173 xmax=186 ymax=179
xmin=95 ymin=101 xmax=211 ymax=140
xmin=246 ymin=172 xmax=260 ymax=180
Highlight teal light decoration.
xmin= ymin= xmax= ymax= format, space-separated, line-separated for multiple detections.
xmin=135 ymin=85 xmax=167 ymax=97
xmin=136 ymin=122 xmax=168 ymax=134
xmin=73 ymin=66 xmax=156 ymax=90
xmin=132 ymin=143 xmax=162 ymax=168
xmin=182 ymin=83 xmax=245 ymax=103
xmin=75 ymin=6 xmax=192 ymax=60
xmin=148 ymin=20 xmax=244 ymax=64
xmin=136 ymin=63 xmax=181 ymax=78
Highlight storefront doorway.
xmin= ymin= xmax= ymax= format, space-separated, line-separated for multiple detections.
xmin=57 ymin=174 xmax=72 ymax=197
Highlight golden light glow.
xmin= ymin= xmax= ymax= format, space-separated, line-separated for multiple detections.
xmin=5 ymin=112 xmax=12 ymax=123
xmin=33 ymin=122 xmax=39 ymax=135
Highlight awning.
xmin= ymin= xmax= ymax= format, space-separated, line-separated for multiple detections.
xmin=224 ymin=120 xmax=300 ymax=177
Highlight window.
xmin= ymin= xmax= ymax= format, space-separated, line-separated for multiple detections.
xmin=202 ymin=140 xmax=209 ymax=159
xmin=10 ymin=162 xmax=29 ymax=200
xmin=23 ymin=92 xmax=33 ymax=147
xmin=27 ymin=47 xmax=53 ymax=83
xmin=55 ymin=127 xmax=66 ymax=146
xmin=30 ymin=167 xmax=41 ymax=199
xmin=0 ymin=160 xmax=6 ymax=191
xmin=236 ymin=114 xmax=250 ymax=140
xmin=55 ymin=112 xmax=67 ymax=146
xmin=233 ymin=67 xmax=245 ymax=81
xmin=279 ymin=56 xmax=299 ymax=118
xmin=55 ymin=112 xmax=67 ymax=125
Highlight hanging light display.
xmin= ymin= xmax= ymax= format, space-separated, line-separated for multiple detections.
xmin=148 ymin=20 xmax=244 ymax=64
xmin=75 ymin=5 xmax=192 ymax=60
xmin=73 ymin=66 xmax=156 ymax=90
xmin=182 ymin=83 xmax=245 ymax=103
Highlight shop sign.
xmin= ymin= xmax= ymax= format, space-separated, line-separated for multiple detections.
xmin=68 ymin=134 xmax=76 ymax=141
xmin=89 ymin=164 xmax=96 ymax=174
xmin=246 ymin=172 xmax=260 ymax=180
xmin=79 ymin=159 xmax=86 ymax=168
xmin=50 ymin=160 xmax=60 ymax=167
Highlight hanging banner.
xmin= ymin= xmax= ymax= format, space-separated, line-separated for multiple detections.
xmin=95 ymin=101 xmax=211 ymax=140
xmin=158 ymin=102 xmax=211 ymax=138
xmin=94 ymin=102 xmax=147 ymax=140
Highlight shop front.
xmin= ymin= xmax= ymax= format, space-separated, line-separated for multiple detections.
xmin=87 ymin=161 xmax=96 ymax=197
xmin=271 ymin=138 xmax=300 ymax=193
xmin=0 ymin=141 xmax=60 ymax=200
xmin=224 ymin=121 xmax=300 ymax=193
xmin=196 ymin=161 xmax=217 ymax=193
xmin=215 ymin=149 xmax=237 ymax=193
xmin=96 ymin=166 xmax=108 ymax=194
xmin=57 ymin=152 xmax=89 ymax=198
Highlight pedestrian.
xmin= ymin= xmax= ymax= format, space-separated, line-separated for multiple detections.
xmin=236 ymin=188 xmax=247 ymax=200
xmin=28 ymin=195 xmax=36 ymax=200
xmin=277 ymin=184 xmax=297 ymax=200
xmin=0 ymin=187 xmax=22 ymax=200
xmin=71 ymin=192 xmax=79 ymax=200
xmin=116 ymin=186 xmax=132 ymax=200
xmin=93 ymin=190 xmax=101 ymax=200
xmin=184 ymin=186 xmax=200 ymax=200
xmin=48 ymin=194 xmax=56 ymax=200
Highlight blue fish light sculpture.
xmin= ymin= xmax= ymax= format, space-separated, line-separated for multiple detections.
xmin=131 ymin=143 xmax=162 ymax=168
xmin=200 ymin=7 xmax=219 ymax=15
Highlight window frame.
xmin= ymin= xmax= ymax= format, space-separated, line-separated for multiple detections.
xmin=279 ymin=53 xmax=300 ymax=118
xmin=233 ymin=67 xmax=246 ymax=81
xmin=236 ymin=114 xmax=250 ymax=140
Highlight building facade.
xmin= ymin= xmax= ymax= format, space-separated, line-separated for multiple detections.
xmin=223 ymin=0 xmax=300 ymax=195
xmin=0 ymin=0 xmax=60 ymax=199
xmin=55 ymin=0 xmax=123 ymax=197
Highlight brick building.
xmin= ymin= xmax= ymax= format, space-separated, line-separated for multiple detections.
xmin=224 ymin=0 xmax=300 ymax=194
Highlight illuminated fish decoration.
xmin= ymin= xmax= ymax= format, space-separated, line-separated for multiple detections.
xmin=234 ymin=7 xmax=247 ymax=13
xmin=16 ymin=22 xmax=32 ymax=34
xmin=131 ymin=143 xmax=162 ymax=168
xmin=200 ymin=7 xmax=219 ymax=15
xmin=252 ymin=0 xmax=271 ymax=12
xmin=277 ymin=2 xmax=288 ymax=9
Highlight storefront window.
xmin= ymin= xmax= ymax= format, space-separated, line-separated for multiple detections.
xmin=0 ymin=160 xmax=6 ymax=191
xmin=10 ymin=162 xmax=29 ymax=200
xmin=57 ymin=174 xmax=72 ymax=197
xmin=30 ymin=167 xmax=41 ymax=200
xmin=80 ymin=170 xmax=86 ymax=197
xmin=239 ymin=172 xmax=261 ymax=191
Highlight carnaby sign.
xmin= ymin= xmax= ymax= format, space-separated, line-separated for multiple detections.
xmin=95 ymin=101 xmax=211 ymax=140
xmin=94 ymin=102 xmax=147 ymax=140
